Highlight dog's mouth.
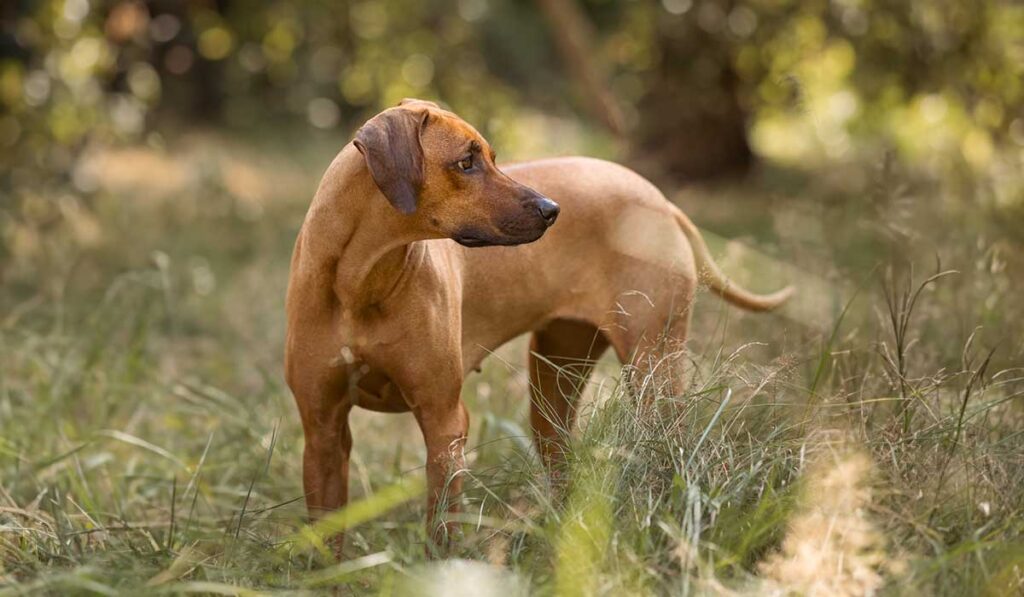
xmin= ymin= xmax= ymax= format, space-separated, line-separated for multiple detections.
xmin=453 ymin=234 xmax=491 ymax=247
xmin=452 ymin=228 xmax=545 ymax=248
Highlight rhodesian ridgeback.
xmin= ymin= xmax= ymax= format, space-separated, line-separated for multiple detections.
xmin=284 ymin=99 xmax=793 ymax=553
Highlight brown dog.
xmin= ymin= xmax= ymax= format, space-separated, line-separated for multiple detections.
xmin=285 ymin=99 xmax=792 ymax=552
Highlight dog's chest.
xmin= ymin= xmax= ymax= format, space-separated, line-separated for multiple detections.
xmin=347 ymin=365 xmax=410 ymax=413
xmin=330 ymin=313 xmax=416 ymax=413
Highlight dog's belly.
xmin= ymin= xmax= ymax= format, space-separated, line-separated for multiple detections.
xmin=351 ymin=366 xmax=411 ymax=413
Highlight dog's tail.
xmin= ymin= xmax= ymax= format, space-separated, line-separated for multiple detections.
xmin=673 ymin=209 xmax=795 ymax=312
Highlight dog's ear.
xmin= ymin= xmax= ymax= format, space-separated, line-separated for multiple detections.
xmin=353 ymin=108 xmax=429 ymax=214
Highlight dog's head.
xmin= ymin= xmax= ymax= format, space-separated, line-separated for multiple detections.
xmin=352 ymin=98 xmax=559 ymax=247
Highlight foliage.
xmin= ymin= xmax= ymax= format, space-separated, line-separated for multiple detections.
xmin=3 ymin=1 xmax=1023 ymax=179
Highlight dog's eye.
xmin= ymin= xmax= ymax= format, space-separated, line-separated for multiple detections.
xmin=458 ymin=156 xmax=474 ymax=172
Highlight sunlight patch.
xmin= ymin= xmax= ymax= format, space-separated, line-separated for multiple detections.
xmin=757 ymin=444 xmax=890 ymax=596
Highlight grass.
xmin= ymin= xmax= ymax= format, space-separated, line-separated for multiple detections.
xmin=1 ymin=129 xmax=1023 ymax=595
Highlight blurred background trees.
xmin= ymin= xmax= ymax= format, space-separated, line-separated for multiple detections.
xmin=1 ymin=0 xmax=1021 ymax=292
xmin=1 ymin=0 xmax=1022 ymax=204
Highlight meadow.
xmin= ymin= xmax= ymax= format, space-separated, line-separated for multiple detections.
xmin=1 ymin=124 xmax=1022 ymax=595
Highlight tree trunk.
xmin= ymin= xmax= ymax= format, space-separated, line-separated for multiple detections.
xmin=533 ymin=0 xmax=625 ymax=135
xmin=634 ymin=22 xmax=752 ymax=182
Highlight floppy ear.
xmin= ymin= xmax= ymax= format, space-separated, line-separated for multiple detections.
xmin=353 ymin=109 xmax=427 ymax=214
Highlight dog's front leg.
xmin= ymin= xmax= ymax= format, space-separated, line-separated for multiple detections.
xmin=291 ymin=373 xmax=352 ymax=558
xmin=410 ymin=389 xmax=470 ymax=555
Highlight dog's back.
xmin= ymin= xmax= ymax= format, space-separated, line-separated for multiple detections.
xmin=456 ymin=156 xmax=699 ymax=370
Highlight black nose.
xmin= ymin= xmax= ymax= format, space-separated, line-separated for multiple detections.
xmin=536 ymin=197 xmax=560 ymax=225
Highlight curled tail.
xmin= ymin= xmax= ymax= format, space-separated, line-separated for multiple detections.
xmin=673 ymin=209 xmax=794 ymax=312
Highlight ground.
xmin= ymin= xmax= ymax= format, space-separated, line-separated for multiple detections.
xmin=1 ymin=125 xmax=1022 ymax=595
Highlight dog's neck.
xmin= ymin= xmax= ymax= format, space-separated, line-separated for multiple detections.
xmin=303 ymin=144 xmax=425 ymax=310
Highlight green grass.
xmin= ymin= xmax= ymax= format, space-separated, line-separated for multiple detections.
xmin=1 ymin=132 xmax=1022 ymax=595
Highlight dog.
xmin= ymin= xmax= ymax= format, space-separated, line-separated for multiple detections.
xmin=284 ymin=98 xmax=793 ymax=553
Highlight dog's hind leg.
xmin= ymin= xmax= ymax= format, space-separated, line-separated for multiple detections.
xmin=528 ymin=319 xmax=610 ymax=482
xmin=604 ymin=288 xmax=694 ymax=403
